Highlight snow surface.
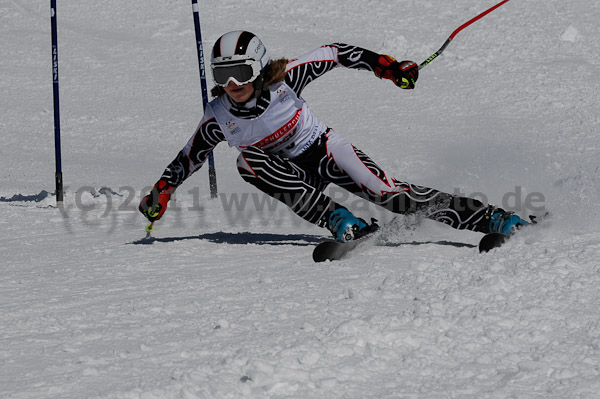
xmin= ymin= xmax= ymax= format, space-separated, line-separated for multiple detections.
xmin=2 ymin=0 xmax=600 ymax=398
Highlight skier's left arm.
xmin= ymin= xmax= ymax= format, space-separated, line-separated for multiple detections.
xmin=333 ymin=43 xmax=419 ymax=90
xmin=138 ymin=114 xmax=225 ymax=223
xmin=285 ymin=43 xmax=418 ymax=96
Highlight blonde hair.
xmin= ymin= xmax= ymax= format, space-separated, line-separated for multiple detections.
xmin=210 ymin=58 xmax=289 ymax=98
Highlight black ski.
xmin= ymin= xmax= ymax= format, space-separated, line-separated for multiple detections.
xmin=478 ymin=213 xmax=550 ymax=253
xmin=478 ymin=232 xmax=509 ymax=253
xmin=313 ymin=223 xmax=380 ymax=262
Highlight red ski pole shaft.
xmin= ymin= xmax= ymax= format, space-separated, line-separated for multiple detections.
xmin=419 ymin=0 xmax=511 ymax=70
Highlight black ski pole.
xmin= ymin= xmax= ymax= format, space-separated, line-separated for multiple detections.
xmin=50 ymin=0 xmax=64 ymax=206
xmin=191 ymin=0 xmax=218 ymax=199
xmin=419 ymin=0 xmax=511 ymax=70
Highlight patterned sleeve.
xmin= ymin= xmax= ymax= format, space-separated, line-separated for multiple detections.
xmin=160 ymin=113 xmax=225 ymax=189
xmin=285 ymin=43 xmax=382 ymax=96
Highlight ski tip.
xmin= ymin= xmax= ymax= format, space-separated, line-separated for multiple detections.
xmin=312 ymin=241 xmax=342 ymax=263
xmin=478 ymin=232 xmax=508 ymax=253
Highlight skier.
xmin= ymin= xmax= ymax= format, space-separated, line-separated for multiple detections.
xmin=139 ymin=30 xmax=529 ymax=242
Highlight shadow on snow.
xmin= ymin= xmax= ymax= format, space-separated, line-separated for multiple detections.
xmin=129 ymin=232 xmax=475 ymax=249
xmin=377 ymin=240 xmax=476 ymax=249
xmin=129 ymin=231 xmax=325 ymax=246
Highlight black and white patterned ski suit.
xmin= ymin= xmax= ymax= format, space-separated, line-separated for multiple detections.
xmin=159 ymin=43 xmax=496 ymax=233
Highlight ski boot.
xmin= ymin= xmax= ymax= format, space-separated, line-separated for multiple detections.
xmin=488 ymin=209 xmax=530 ymax=235
xmin=327 ymin=208 xmax=370 ymax=242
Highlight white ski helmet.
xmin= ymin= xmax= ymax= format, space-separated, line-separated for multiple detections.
xmin=210 ymin=30 xmax=269 ymax=87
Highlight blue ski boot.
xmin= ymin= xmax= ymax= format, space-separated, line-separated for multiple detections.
xmin=489 ymin=210 xmax=529 ymax=235
xmin=327 ymin=208 xmax=369 ymax=242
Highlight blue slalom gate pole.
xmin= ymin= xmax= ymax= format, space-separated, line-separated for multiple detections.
xmin=191 ymin=0 xmax=218 ymax=199
xmin=50 ymin=0 xmax=64 ymax=205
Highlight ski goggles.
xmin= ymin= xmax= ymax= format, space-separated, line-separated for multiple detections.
xmin=211 ymin=60 xmax=261 ymax=87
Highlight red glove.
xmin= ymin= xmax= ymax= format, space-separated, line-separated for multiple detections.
xmin=139 ymin=180 xmax=174 ymax=222
xmin=374 ymin=55 xmax=419 ymax=89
